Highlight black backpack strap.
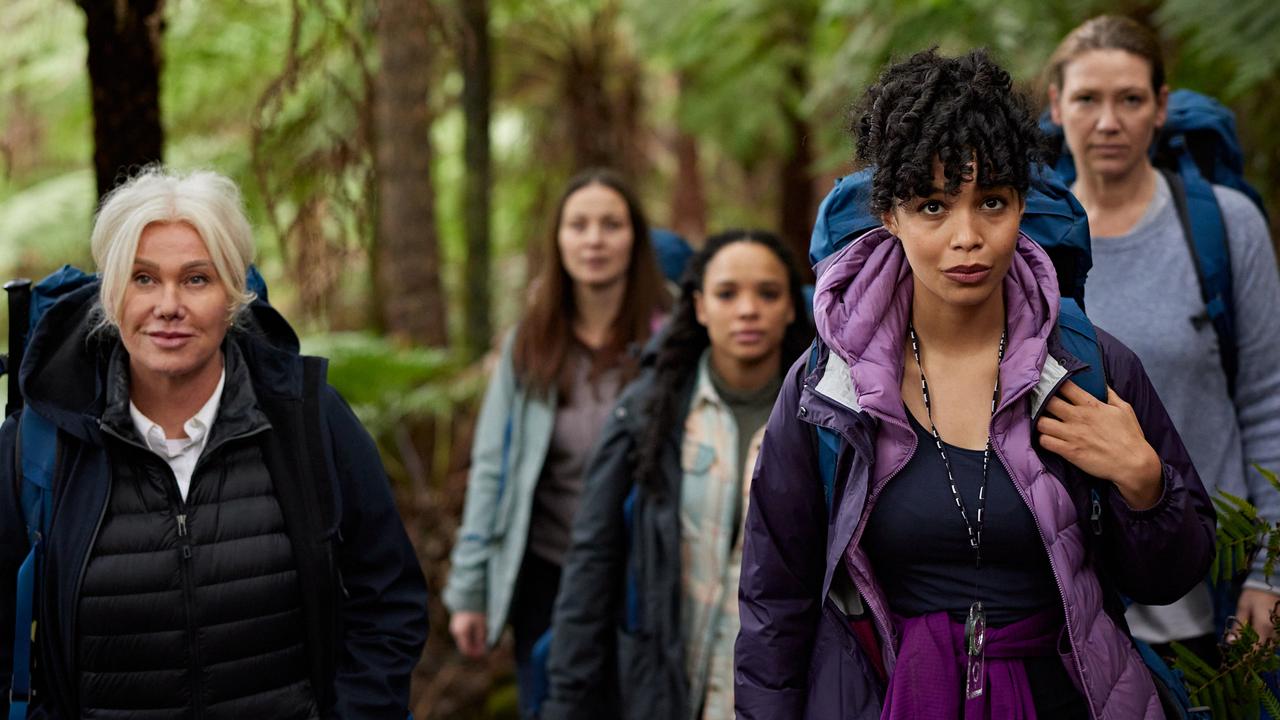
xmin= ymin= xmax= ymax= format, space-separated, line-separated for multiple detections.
xmin=4 ymin=279 xmax=32 ymax=418
xmin=258 ymin=357 xmax=339 ymax=711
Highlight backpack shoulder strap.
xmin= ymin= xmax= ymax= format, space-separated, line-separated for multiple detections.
xmin=1159 ymin=163 xmax=1239 ymax=396
xmin=806 ymin=343 xmax=842 ymax=513
xmin=257 ymin=357 xmax=339 ymax=711
xmin=1055 ymin=298 xmax=1108 ymax=403
xmin=10 ymin=409 xmax=59 ymax=720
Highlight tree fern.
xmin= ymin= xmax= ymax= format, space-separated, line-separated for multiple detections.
xmin=1170 ymin=470 xmax=1280 ymax=717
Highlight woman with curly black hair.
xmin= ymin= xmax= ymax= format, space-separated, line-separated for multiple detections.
xmin=735 ymin=49 xmax=1214 ymax=719
xmin=542 ymin=230 xmax=812 ymax=719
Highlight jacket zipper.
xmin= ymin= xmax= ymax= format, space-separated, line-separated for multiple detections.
xmin=793 ymin=368 xmax=916 ymax=661
xmin=68 ymin=446 xmax=113 ymax=699
xmin=171 ymin=474 xmax=204 ymax=720
xmin=93 ymin=422 xmax=268 ymax=718
xmin=173 ymin=427 xmax=270 ymax=719
xmin=845 ymin=423 xmax=916 ymax=662
xmin=991 ymin=441 xmax=1097 ymax=717
xmin=992 ymin=363 xmax=1098 ymax=716
xmin=802 ymin=373 xmax=916 ymax=667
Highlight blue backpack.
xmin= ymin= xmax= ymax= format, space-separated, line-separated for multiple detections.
xmin=806 ymin=165 xmax=1211 ymax=720
xmin=650 ymin=228 xmax=694 ymax=285
xmin=4 ymin=265 xmax=271 ymax=720
xmin=1041 ymin=89 xmax=1267 ymax=397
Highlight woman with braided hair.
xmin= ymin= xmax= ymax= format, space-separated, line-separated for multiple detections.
xmin=542 ymin=230 xmax=812 ymax=719
xmin=735 ymin=49 xmax=1214 ymax=719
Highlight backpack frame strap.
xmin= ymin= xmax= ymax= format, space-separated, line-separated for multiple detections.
xmin=1159 ymin=164 xmax=1239 ymax=396
xmin=805 ymin=342 xmax=841 ymax=513
xmin=1055 ymin=298 xmax=1109 ymax=404
xmin=10 ymin=410 xmax=58 ymax=720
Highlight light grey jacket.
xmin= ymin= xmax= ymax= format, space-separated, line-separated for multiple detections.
xmin=444 ymin=331 xmax=556 ymax=645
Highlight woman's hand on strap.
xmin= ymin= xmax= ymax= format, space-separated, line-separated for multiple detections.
xmin=1036 ymin=381 xmax=1163 ymax=510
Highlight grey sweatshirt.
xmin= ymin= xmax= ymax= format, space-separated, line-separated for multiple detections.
xmin=1084 ymin=173 xmax=1280 ymax=642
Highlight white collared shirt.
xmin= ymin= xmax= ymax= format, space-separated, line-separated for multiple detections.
xmin=129 ymin=370 xmax=226 ymax=502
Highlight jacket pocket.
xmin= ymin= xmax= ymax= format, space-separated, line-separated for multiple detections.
xmin=804 ymin=602 xmax=884 ymax=720
xmin=615 ymin=628 xmax=655 ymax=718
xmin=682 ymin=440 xmax=716 ymax=476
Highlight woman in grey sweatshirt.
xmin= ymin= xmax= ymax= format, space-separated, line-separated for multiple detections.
xmin=1046 ymin=15 xmax=1280 ymax=655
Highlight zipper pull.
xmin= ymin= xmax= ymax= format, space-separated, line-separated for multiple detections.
xmin=1089 ymin=489 xmax=1102 ymax=536
xmin=177 ymin=513 xmax=188 ymax=538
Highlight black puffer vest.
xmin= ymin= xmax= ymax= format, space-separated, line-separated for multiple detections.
xmin=75 ymin=345 xmax=317 ymax=719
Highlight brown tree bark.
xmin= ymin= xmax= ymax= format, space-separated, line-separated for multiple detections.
xmin=374 ymin=0 xmax=448 ymax=347
xmin=78 ymin=0 xmax=165 ymax=199
xmin=670 ymin=81 xmax=707 ymax=246
xmin=775 ymin=7 xmax=819 ymax=283
xmin=461 ymin=0 xmax=492 ymax=359
xmin=778 ymin=52 xmax=817 ymax=283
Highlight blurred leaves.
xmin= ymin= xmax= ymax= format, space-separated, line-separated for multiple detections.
xmin=300 ymin=332 xmax=485 ymax=438
xmin=1211 ymin=489 xmax=1272 ymax=584
xmin=1171 ymin=622 xmax=1280 ymax=720
xmin=1158 ymin=0 xmax=1280 ymax=99
xmin=1176 ymin=472 xmax=1280 ymax=719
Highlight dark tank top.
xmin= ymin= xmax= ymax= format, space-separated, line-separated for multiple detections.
xmin=861 ymin=410 xmax=1059 ymax=627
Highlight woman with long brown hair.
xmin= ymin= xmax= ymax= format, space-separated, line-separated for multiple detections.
xmin=443 ymin=168 xmax=668 ymax=718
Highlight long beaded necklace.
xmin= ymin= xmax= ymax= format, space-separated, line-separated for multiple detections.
xmin=907 ymin=322 xmax=1006 ymax=700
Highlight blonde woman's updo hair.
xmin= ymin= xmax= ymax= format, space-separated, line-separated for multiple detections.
xmin=90 ymin=166 xmax=257 ymax=331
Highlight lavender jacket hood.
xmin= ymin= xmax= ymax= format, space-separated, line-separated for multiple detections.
xmin=735 ymin=228 xmax=1215 ymax=719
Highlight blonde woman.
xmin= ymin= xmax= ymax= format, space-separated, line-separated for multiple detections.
xmin=0 ymin=167 xmax=427 ymax=719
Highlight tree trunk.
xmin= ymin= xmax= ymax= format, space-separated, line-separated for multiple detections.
xmin=461 ymin=0 xmax=492 ymax=359
xmin=670 ymin=126 xmax=707 ymax=246
xmin=778 ymin=83 xmax=816 ymax=282
xmin=374 ymin=0 xmax=447 ymax=347
xmin=78 ymin=0 xmax=165 ymax=199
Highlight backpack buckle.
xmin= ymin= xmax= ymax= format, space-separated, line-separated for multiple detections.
xmin=9 ymin=686 xmax=33 ymax=703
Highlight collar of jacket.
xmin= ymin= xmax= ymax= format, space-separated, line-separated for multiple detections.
xmin=98 ymin=338 xmax=273 ymax=450
xmin=689 ymin=349 xmax=725 ymax=413
xmin=809 ymin=226 xmax=1086 ymax=429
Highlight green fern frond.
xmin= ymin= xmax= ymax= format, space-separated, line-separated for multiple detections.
xmin=1254 ymin=465 xmax=1280 ymax=495
xmin=1260 ymin=681 xmax=1280 ymax=718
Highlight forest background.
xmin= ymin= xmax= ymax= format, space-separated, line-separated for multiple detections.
xmin=2 ymin=0 xmax=1278 ymax=716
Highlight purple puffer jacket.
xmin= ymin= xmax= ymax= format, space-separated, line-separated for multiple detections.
xmin=735 ymin=228 xmax=1215 ymax=719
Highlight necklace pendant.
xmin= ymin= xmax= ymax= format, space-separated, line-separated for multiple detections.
xmin=965 ymin=601 xmax=986 ymax=699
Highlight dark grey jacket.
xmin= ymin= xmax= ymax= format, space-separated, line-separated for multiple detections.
xmin=542 ymin=364 xmax=695 ymax=720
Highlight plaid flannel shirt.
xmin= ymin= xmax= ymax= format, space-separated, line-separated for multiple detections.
xmin=679 ymin=354 xmax=767 ymax=719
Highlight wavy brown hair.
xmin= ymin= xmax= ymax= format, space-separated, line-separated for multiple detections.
xmin=513 ymin=168 xmax=670 ymax=398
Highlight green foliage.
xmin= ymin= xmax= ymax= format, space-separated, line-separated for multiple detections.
xmin=1212 ymin=490 xmax=1272 ymax=584
xmin=299 ymin=332 xmax=485 ymax=437
xmin=627 ymin=0 xmax=816 ymax=168
xmin=1158 ymin=0 xmax=1280 ymax=98
xmin=1171 ymin=622 xmax=1280 ymax=720
xmin=0 ymin=0 xmax=92 ymax=176
xmin=1171 ymin=473 xmax=1280 ymax=718
xmin=0 ymin=170 xmax=95 ymax=275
